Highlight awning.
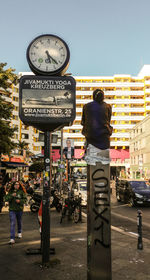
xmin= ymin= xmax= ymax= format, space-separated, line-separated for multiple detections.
xmin=2 ymin=161 xmax=28 ymax=168
xmin=31 ymin=153 xmax=44 ymax=159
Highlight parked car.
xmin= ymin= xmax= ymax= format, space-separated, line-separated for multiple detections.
xmin=72 ymin=179 xmax=87 ymax=206
xmin=116 ymin=179 xmax=150 ymax=207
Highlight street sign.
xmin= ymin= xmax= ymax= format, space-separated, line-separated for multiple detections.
xmin=19 ymin=75 xmax=76 ymax=132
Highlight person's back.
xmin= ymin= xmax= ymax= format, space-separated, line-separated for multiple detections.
xmin=81 ymin=89 xmax=112 ymax=150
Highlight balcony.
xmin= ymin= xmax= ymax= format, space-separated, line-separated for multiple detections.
xmin=76 ymin=81 xmax=144 ymax=88
xmin=112 ymin=124 xmax=134 ymax=129
xmin=76 ymin=82 xmax=115 ymax=87
xmin=64 ymin=124 xmax=82 ymax=129
xmin=106 ymin=99 xmax=144 ymax=105
xmin=33 ymin=142 xmax=42 ymax=147
xmin=21 ymin=129 xmax=30 ymax=134
xmin=74 ymin=116 xmax=82 ymax=121
xmin=110 ymin=141 xmax=129 ymax=146
xmin=104 ymin=90 xmax=144 ymax=96
xmin=111 ymin=116 xmax=144 ymax=121
xmin=144 ymin=89 xmax=150 ymax=93
xmin=145 ymin=106 xmax=150 ymax=111
xmin=76 ymin=91 xmax=92 ymax=95
xmin=76 ymin=99 xmax=91 ymax=104
xmin=112 ymin=107 xmax=145 ymax=112
xmin=76 ymin=108 xmax=83 ymax=113
xmin=63 ymin=132 xmax=83 ymax=138
xmin=112 ymin=132 xmax=129 ymax=138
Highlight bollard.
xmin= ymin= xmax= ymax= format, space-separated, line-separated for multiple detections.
xmin=137 ymin=210 xmax=143 ymax=250
xmin=79 ymin=194 xmax=82 ymax=222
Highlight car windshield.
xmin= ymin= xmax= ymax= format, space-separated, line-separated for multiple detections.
xmin=80 ymin=183 xmax=87 ymax=191
xmin=130 ymin=181 xmax=150 ymax=190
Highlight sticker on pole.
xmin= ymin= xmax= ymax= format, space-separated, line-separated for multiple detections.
xmin=19 ymin=75 xmax=76 ymax=132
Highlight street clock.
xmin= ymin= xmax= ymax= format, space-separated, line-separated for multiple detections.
xmin=26 ymin=34 xmax=70 ymax=76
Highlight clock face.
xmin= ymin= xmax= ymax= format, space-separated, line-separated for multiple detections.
xmin=27 ymin=34 xmax=70 ymax=75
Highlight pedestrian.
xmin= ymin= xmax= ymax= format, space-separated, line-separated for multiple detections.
xmin=4 ymin=181 xmax=27 ymax=244
xmin=0 ymin=184 xmax=6 ymax=213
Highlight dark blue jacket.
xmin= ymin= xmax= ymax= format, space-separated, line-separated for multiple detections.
xmin=81 ymin=100 xmax=113 ymax=149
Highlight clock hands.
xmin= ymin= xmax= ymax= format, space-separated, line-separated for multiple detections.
xmin=45 ymin=50 xmax=58 ymax=64
xmin=45 ymin=50 xmax=51 ymax=64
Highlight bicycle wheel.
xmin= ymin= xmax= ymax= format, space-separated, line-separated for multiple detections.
xmin=60 ymin=207 xmax=67 ymax=223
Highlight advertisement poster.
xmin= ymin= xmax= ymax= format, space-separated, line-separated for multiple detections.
xmin=19 ymin=75 xmax=76 ymax=130
xmin=63 ymin=139 xmax=74 ymax=160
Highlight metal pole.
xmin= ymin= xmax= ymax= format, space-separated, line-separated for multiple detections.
xmin=87 ymin=161 xmax=112 ymax=280
xmin=60 ymin=129 xmax=63 ymax=192
xmin=137 ymin=210 xmax=143 ymax=250
xmin=50 ymin=133 xmax=52 ymax=187
xmin=42 ymin=131 xmax=50 ymax=265
xmin=66 ymin=160 xmax=68 ymax=181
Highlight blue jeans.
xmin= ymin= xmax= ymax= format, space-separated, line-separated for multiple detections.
xmin=9 ymin=211 xmax=23 ymax=239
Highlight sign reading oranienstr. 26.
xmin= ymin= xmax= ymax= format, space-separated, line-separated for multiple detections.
xmin=19 ymin=75 xmax=76 ymax=132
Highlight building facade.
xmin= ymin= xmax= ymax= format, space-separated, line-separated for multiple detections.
xmin=130 ymin=115 xmax=150 ymax=179
xmin=2 ymin=65 xmax=150 ymax=174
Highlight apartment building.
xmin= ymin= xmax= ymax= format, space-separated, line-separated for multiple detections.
xmin=130 ymin=114 xmax=150 ymax=179
xmin=2 ymin=65 xmax=150 ymax=173
xmin=64 ymin=65 xmax=150 ymax=173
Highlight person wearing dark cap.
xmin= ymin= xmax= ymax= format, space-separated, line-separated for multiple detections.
xmin=81 ymin=89 xmax=113 ymax=150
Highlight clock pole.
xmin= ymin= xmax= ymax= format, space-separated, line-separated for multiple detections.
xmin=42 ymin=131 xmax=51 ymax=265
xmin=20 ymin=34 xmax=76 ymax=268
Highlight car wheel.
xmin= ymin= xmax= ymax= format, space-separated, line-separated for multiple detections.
xmin=116 ymin=192 xmax=121 ymax=202
xmin=128 ymin=197 xmax=134 ymax=207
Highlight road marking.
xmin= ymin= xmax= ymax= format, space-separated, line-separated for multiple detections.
xmin=111 ymin=211 xmax=150 ymax=228
xmin=128 ymin=232 xmax=138 ymax=236
xmin=111 ymin=204 xmax=129 ymax=208
xmin=82 ymin=211 xmax=150 ymax=243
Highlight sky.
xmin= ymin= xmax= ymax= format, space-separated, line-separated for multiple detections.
xmin=1 ymin=0 xmax=150 ymax=77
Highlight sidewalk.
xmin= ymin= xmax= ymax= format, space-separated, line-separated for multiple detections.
xmin=1 ymin=206 xmax=150 ymax=280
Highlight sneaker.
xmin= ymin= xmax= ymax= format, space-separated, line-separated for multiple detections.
xmin=9 ymin=239 xmax=15 ymax=244
xmin=17 ymin=233 xmax=22 ymax=238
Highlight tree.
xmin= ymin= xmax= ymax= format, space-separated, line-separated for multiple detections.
xmin=17 ymin=140 xmax=29 ymax=156
xmin=0 ymin=63 xmax=18 ymax=157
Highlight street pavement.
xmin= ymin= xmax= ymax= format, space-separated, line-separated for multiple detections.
xmin=1 ymin=202 xmax=150 ymax=280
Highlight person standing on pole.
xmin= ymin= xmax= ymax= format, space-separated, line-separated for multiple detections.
xmin=81 ymin=88 xmax=113 ymax=150
xmin=81 ymin=88 xmax=113 ymax=280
